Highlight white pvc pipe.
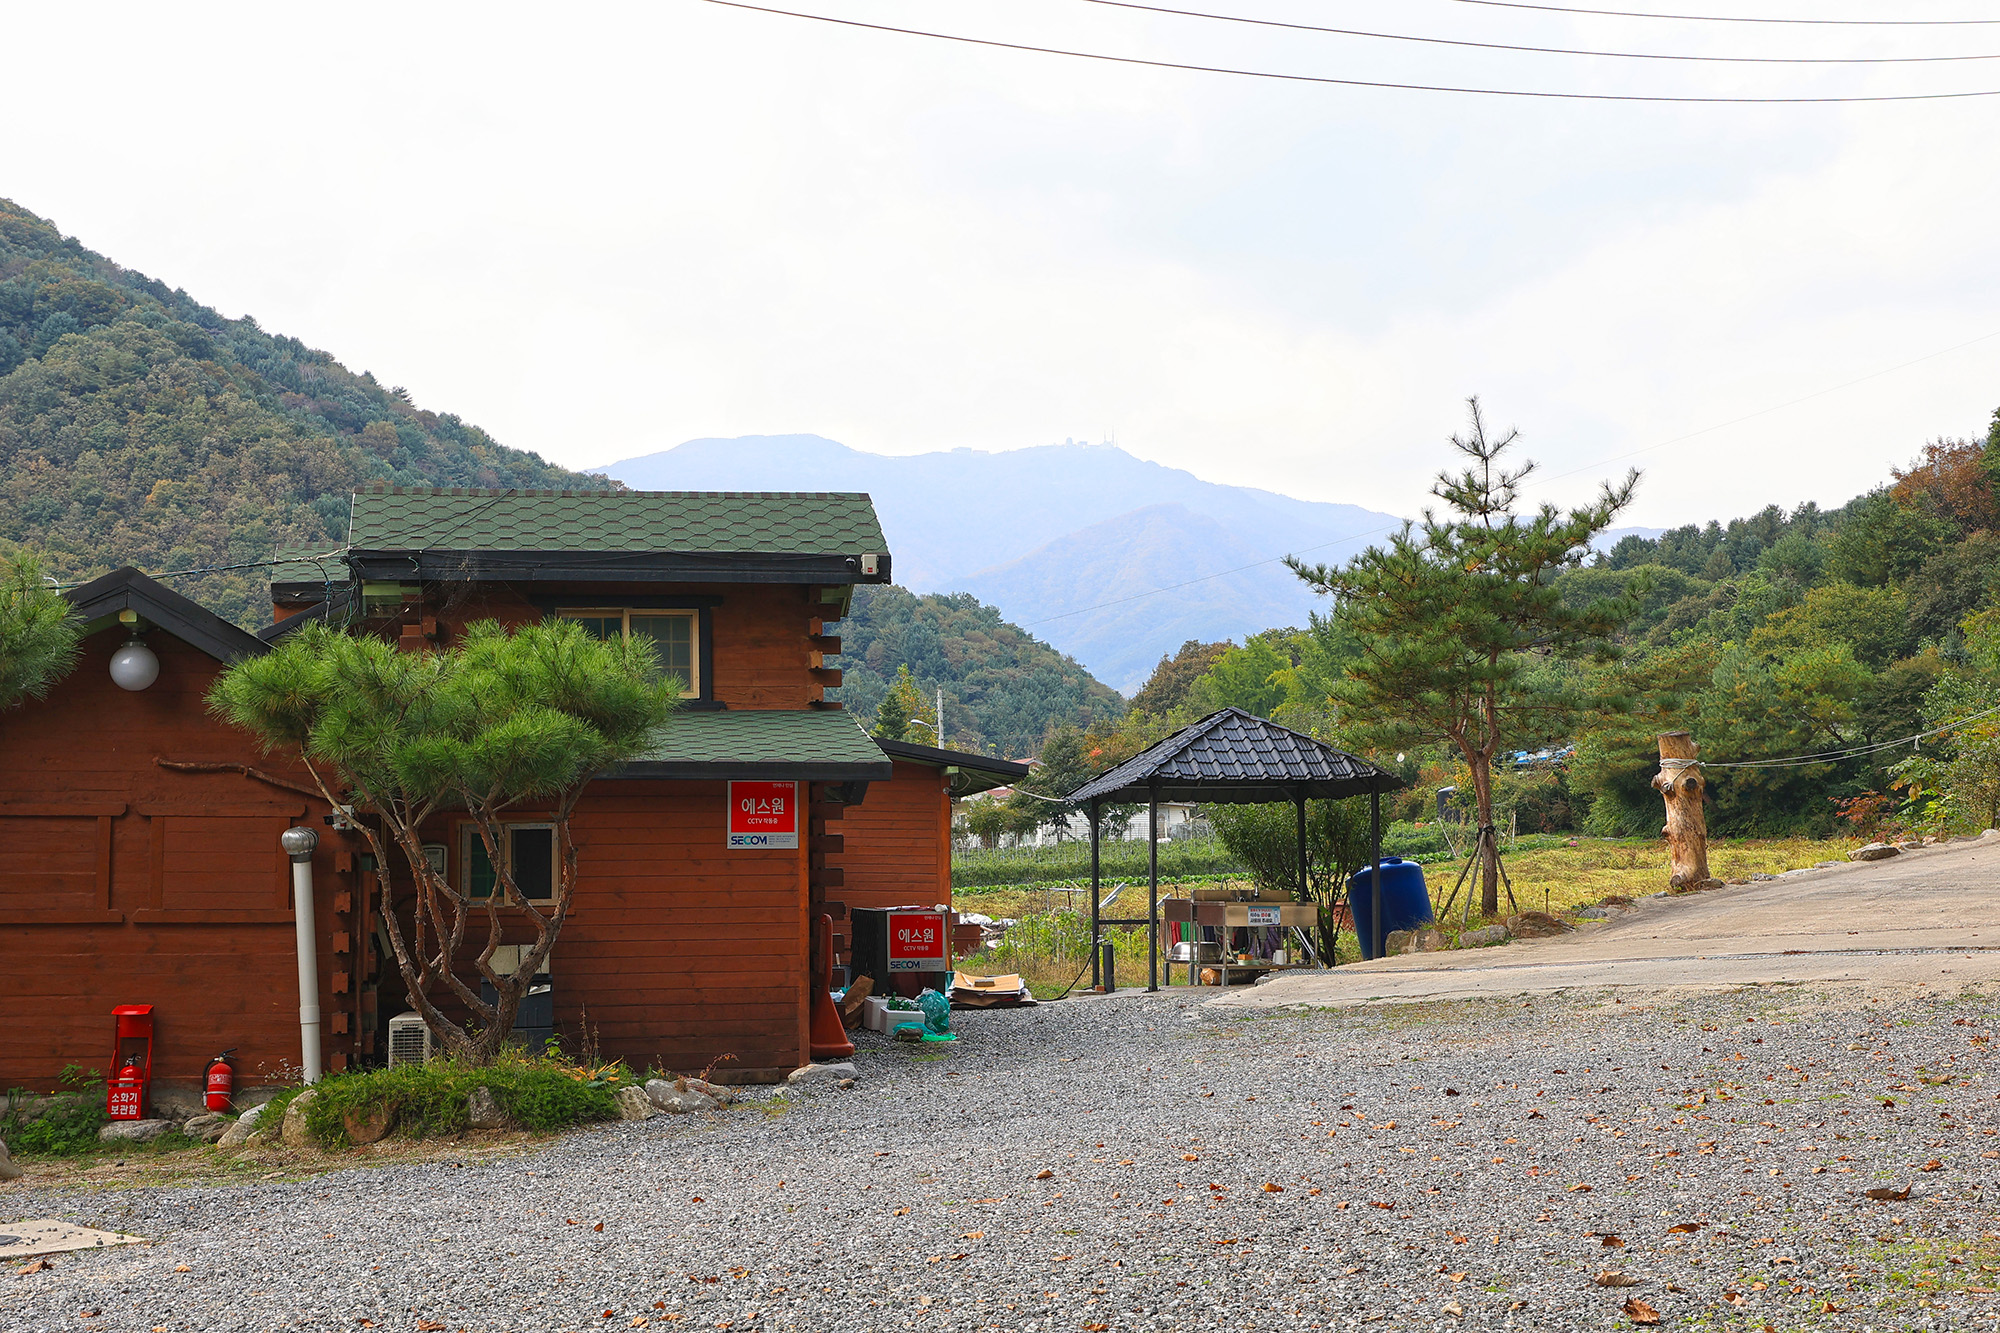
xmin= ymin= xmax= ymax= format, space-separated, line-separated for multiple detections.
xmin=286 ymin=836 xmax=323 ymax=1084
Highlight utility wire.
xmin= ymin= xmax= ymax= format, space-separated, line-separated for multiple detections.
xmin=1439 ymin=0 xmax=2000 ymax=25
xmin=1697 ymin=701 xmax=2000 ymax=770
xmin=696 ymin=0 xmax=2000 ymax=101
xmin=53 ymin=549 xmax=350 ymax=591
xmin=1021 ymin=323 xmax=2000 ymax=628
xmin=1083 ymin=0 xmax=2000 ymax=63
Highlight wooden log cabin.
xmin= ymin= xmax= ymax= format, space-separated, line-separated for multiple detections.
xmin=0 ymin=487 xmax=1025 ymax=1100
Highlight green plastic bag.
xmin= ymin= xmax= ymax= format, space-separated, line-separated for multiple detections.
xmin=918 ymin=988 xmax=952 ymax=1035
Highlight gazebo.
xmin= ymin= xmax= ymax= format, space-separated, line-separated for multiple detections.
xmin=1066 ymin=707 xmax=1406 ymax=990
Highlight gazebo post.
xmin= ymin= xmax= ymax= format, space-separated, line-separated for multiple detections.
xmin=1293 ymin=792 xmax=1308 ymax=951
xmin=1147 ymin=779 xmax=1160 ymax=992
xmin=1370 ymin=789 xmax=1384 ymax=960
xmin=1089 ymin=798 xmax=1102 ymax=992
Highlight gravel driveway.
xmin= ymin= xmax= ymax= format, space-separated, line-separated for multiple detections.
xmin=9 ymin=983 xmax=2000 ymax=1332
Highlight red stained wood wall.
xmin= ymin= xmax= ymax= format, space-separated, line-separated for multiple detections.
xmin=837 ymin=761 xmax=952 ymax=915
xmin=0 ymin=629 xmax=353 ymax=1099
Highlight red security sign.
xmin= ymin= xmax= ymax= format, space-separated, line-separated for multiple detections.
xmin=887 ymin=911 xmax=947 ymax=971
xmin=727 ymin=781 xmax=799 ymax=849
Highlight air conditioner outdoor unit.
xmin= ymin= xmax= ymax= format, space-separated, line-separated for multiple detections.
xmin=387 ymin=1011 xmax=433 ymax=1068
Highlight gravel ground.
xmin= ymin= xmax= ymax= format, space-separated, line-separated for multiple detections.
xmin=8 ymin=982 xmax=2000 ymax=1332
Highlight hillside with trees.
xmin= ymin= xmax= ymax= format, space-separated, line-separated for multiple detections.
xmin=832 ymin=583 xmax=1125 ymax=758
xmin=0 ymin=200 xmax=611 ymax=626
xmin=995 ymin=405 xmax=2000 ymax=849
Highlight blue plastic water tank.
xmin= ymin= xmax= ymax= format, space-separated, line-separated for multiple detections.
xmin=1345 ymin=857 xmax=1434 ymax=960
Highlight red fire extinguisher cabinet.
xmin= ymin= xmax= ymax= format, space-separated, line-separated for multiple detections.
xmin=108 ymin=1004 xmax=155 ymax=1120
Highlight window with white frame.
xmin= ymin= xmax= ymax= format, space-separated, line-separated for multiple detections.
xmin=558 ymin=608 xmax=697 ymax=693
xmin=461 ymin=823 xmax=557 ymax=904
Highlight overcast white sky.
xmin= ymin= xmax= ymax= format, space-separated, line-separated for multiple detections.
xmin=5 ymin=0 xmax=1999 ymax=528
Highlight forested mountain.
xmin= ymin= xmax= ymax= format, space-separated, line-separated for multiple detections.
xmin=1096 ymin=419 xmax=2000 ymax=840
xmin=600 ymin=433 xmax=1396 ymax=691
xmin=0 ymin=200 xmax=610 ymax=626
xmin=830 ymin=584 xmax=1125 ymax=758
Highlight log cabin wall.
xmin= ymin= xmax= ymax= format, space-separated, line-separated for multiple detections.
xmin=395 ymin=780 xmax=810 ymax=1079
xmin=837 ymin=761 xmax=953 ymax=915
xmin=370 ymin=581 xmax=821 ymax=710
xmin=0 ymin=629 xmax=351 ymax=1098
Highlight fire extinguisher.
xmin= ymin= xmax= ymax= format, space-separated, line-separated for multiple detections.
xmin=204 ymin=1048 xmax=237 ymax=1112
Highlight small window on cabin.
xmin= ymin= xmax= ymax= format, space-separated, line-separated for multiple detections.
xmin=558 ymin=609 xmax=698 ymax=694
xmin=461 ymin=824 xmax=557 ymax=904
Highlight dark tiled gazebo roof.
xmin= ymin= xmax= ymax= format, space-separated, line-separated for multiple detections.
xmin=1069 ymin=707 xmax=1404 ymax=806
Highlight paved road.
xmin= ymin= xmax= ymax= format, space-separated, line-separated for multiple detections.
xmin=1216 ymin=835 xmax=2000 ymax=1012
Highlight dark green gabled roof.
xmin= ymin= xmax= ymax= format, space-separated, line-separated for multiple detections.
xmin=348 ymin=487 xmax=887 ymax=555
xmin=610 ymin=709 xmax=892 ymax=782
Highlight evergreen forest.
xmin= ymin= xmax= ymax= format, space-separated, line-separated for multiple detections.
xmin=0 ymin=201 xmax=610 ymax=626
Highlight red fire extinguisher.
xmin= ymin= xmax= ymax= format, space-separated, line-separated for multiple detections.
xmin=204 ymin=1048 xmax=237 ymax=1112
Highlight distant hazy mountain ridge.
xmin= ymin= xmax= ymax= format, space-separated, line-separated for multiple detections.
xmin=601 ymin=435 xmax=1400 ymax=691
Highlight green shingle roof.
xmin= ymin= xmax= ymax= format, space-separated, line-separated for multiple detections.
xmin=611 ymin=709 xmax=893 ymax=781
xmin=347 ymin=487 xmax=887 ymax=555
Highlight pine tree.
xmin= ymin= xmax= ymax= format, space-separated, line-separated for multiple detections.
xmin=1288 ymin=399 xmax=1638 ymax=917
xmin=872 ymin=664 xmax=924 ymax=742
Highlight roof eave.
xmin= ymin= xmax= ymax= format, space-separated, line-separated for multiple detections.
xmin=347 ymin=550 xmax=893 ymax=585
xmin=64 ymin=567 xmax=268 ymax=663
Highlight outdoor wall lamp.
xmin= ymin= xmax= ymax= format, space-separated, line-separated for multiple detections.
xmin=109 ymin=608 xmax=159 ymax=692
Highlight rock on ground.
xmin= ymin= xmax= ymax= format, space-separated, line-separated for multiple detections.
xmin=786 ymin=1062 xmax=857 ymax=1084
xmin=279 ymin=1090 xmax=318 ymax=1149
xmin=215 ymin=1101 xmax=267 ymax=1149
xmin=612 ymin=1086 xmax=654 ymax=1121
xmin=0 ymin=1136 xmax=20 ymax=1179
xmin=1504 ymin=911 xmax=1572 ymax=938
xmin=341 ymin=1104 xmax=397 ymax=1145
xmin=466 ymin=1086 xmax=509 ymax=1130
xmin=1458 ymin=923 xmax=1510 ymax=947
xmin=1850 ymin=842 xmax=1901 ymax=861
xmin=644 ymin=1078 xmax=718 ymax=1115
xmin=181 ymin=1113 xmax=230 ymax=1143
xmin=97 ymin=1118 xmax=175 ymax=1144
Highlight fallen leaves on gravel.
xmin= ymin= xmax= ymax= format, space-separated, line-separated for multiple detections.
xmin=1620 ymin=1297 xmax=1660 ymax=1325
xmin=1035 ymin=1169 xmax=1054 ymax=1180
xmin=1921 ymin=1160 xmax=1944 ymax=1172
xmin=1369 ymin=1201 xmax=1394 ymax=1210
xmin=171 ymin=1264 xmax=190 ymax=1273
xmin=1262 ymin=1182 xmax=1283 ymax=1193
xmin=593 ymin=1221 xmax=605 ymax=1231
xmin=1865 ymin=1186 xmax=1912 ymax=1201
xmin=1596 ymin=1272 xmax=1640 ymax=1288
xmin=1181 ymin=1153 xmax=1199 ymax=1161
xmin=1567 ymin=1183 xmax=1593 ymax=1193
xmin=416 ymin=1322 xmax=446 ymax=1331
xmin=1666 ymin=1223 xmax=1700 ymax=1234
xmin=1601 ymin=1236 xmax=1626 ymax=1249
xmin=1722 ymin=1292 xmax=1746 ymax=1307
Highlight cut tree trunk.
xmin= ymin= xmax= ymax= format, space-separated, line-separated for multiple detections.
xmin=1652 ymin=731 xmax=1712 ymax=889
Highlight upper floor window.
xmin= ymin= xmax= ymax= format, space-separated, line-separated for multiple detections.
xmin=559 ymin=608 xmax=698 ymax=694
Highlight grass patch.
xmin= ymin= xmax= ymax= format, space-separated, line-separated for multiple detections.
xmin=299 ymin=1050 xmax=625 ymax=1148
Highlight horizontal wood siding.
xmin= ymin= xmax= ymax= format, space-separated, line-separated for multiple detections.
xmin=839 ymin=762 xmax=951 ymax=913
xmin=407 ymin=781 xmax=808 ymax=1074
xmin=0 ymin=631 xmax=352 ymax=1094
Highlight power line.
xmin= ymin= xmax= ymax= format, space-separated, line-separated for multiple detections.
xmin=1699 ymin=701 xmax=2000 ymax=769
xmin=1083 ymin=0 xmax=2000 ymax=63
xmin=696 ymin=0 xmax=2000 ymax=101
xmin=53 ymin=549 xmax=350 ymax=591
xmin=1439 ymin=0 xmax=2000 ymax=25
xmin=1019 ymin=323 xmax=2000 ymax=628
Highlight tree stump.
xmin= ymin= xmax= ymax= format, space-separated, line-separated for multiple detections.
xmin=1652 ymin=731 xmax=1711 ymax=889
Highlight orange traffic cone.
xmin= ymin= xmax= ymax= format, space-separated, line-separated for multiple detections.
xmin=809 ymin=913 xmax=855 ymax=1061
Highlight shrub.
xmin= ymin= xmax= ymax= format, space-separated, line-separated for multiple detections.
xmin=300 ymin=1052 xmax=623 ymax=1147
xmin=1 ymin=1065 xmax=107 ymax=1157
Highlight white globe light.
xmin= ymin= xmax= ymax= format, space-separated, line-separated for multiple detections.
xmin=109 ymin=637 xmax=159 ymax=691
